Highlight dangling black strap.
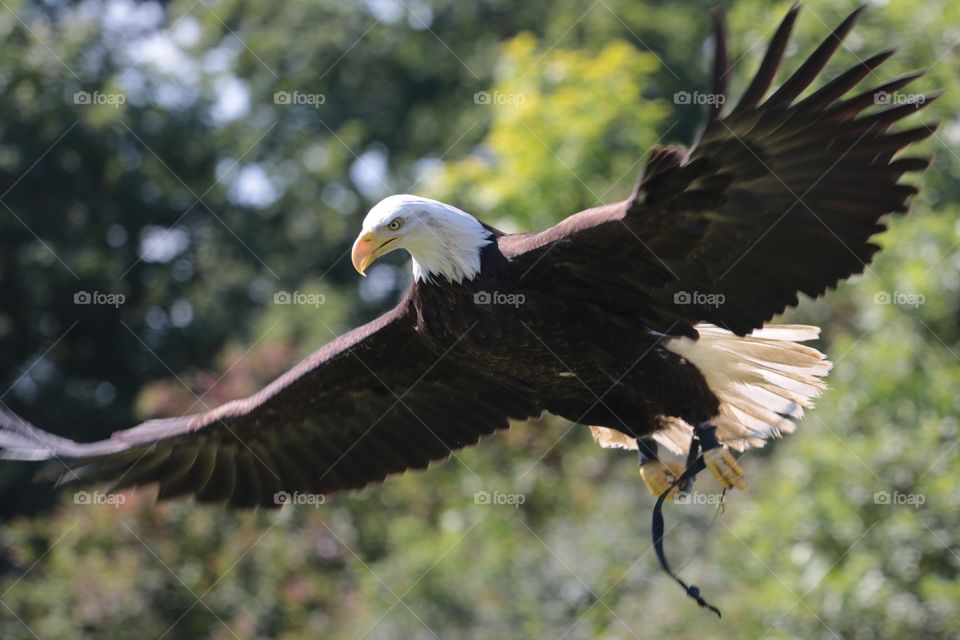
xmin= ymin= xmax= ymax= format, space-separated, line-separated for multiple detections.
xmin=650 ymin=435 xmax=722 ymax=618
xmin=684 ymin=433 xmax=701 ymax=470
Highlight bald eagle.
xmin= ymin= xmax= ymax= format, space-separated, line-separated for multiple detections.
xmin=0 ymin=7 xmax=935 ymax=511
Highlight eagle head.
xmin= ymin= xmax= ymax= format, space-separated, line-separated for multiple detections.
xmin=352 ymin=195 xmax=492 ymax=284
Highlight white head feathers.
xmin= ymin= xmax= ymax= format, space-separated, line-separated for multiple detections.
xmin=358 ymin=195 xmax=492 ymax=283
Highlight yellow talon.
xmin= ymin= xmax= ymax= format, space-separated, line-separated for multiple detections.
xmin=703 ymin=448 xmax=747 ymax=490
xmin=640 ymin=459 xmax=686 ymax=498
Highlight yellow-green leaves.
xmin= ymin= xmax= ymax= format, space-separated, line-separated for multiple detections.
xmin=432 ymin=34 xmax=669 ymax=230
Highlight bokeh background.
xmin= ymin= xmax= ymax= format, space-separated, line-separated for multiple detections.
xmin=1 ymin=0 xmax=958 ymax=637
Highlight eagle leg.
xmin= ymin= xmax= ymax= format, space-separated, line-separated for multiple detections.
xmin=697 ymin=423 xmax=746 ymax=490
xmin=637 ymin=438 xmax=687 ymax=498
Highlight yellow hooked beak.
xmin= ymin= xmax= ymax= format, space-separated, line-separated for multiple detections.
xmin=351 ymin=231 xmax=397 ymax=276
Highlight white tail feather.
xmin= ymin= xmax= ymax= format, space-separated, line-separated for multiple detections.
xmin=589 ymin=323 xmax=831 ymax=455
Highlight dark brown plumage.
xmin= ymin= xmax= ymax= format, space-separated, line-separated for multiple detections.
xmin=0 ymin=6 xmax=935 ymax=508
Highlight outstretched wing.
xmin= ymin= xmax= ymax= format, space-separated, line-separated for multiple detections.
xmin=0 ymin=298 xmax=541 ymax=507
xmin=501 ymin=6 xmax=936 ymax=336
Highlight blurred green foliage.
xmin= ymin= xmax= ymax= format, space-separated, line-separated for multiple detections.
xmin=1 ymin=0 xmax=958 ymax=638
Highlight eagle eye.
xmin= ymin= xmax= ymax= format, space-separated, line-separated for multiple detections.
xmin=387 ymin=218 xmax=404 ymax=231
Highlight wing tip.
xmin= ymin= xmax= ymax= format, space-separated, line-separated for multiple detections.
xmin=709 ymin=7 xmax=730 ymax=123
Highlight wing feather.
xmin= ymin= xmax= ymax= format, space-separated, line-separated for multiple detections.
xmin=0 ymin=297 xmax=541 ymax=506
xmin=502 ymin=5 xmax=934 ymax=335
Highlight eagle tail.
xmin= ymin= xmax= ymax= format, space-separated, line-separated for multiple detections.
xmin=589 ymin=323 xmax=831 ymax=456
xmin=663 ymin=323 xmax=832 ymax=453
